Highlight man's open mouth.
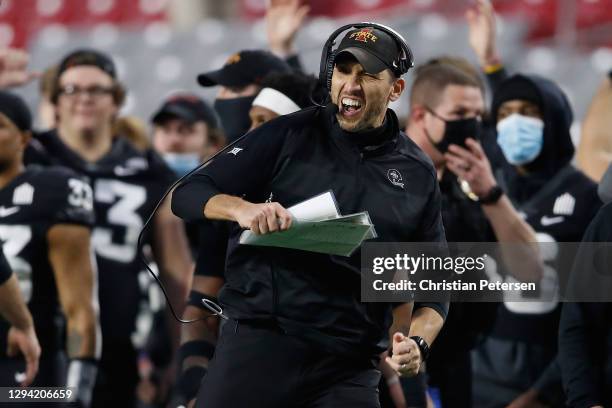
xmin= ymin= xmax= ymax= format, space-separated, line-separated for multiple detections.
xmin=340 ymin=97 xmax=363 ymax=118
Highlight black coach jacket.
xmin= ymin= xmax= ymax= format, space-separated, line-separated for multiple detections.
xmin=172 ymin=105 xmax=446 ymax=358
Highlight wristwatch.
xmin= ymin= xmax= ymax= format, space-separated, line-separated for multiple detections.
xmin=409 ymin=336 xmax=430 ymax=362
xmin=478 ymin=185 xmax=504 ymax=205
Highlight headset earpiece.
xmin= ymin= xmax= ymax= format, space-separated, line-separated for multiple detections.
xmin=325 ymin=52 xmax=335 ymax=92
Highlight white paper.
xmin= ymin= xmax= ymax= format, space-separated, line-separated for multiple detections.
xmin=287 ymin=190 xmax=340 ymax=222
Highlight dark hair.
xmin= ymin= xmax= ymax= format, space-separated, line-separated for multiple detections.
xmin=410 ymin=60 xmax=483 ymax=110
xmin=50 ymin=53 xmax=126 ymax=106
xmin=259 ymin=71 xmax=319 ymax=109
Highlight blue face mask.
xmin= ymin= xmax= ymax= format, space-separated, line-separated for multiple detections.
xmin=162 ymin=153 xmax=201 ymax=177
xmin=496 ymin=113 xmax=544 ymax=166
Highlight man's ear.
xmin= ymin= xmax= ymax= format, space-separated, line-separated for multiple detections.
xmin=20 ymin=131 xmax=32 ymax=150
xmin=389 ymin=78 xmax=405 ymax=102
xmin=409 ymin=104 xmax=427 ymax=124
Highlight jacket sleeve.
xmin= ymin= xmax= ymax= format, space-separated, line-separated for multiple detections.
xmin=558 ymin=303 xmax=604 ymax=408
xmin=532 ymin=358 xmax=566 ymax=406
xmin=171 ymin=121 xmax=289 ymax=222
xmin=415 ymin=172 xmax=449 ymax=320
xmin=557 ymin=204 xmax=612 ymax=408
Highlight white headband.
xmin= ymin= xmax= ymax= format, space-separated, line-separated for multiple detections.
xmin=252 ymin=88 xmax=301 ymax=116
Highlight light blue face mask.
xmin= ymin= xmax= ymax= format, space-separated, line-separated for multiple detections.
xmin=162 ymin=152 xmax=201 ymax=177
xmin=496 ymin=113 xmax=544 ymax=166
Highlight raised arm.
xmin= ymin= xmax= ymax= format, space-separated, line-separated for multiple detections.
xmin=576 ymin=74 xmax=612 ymax=182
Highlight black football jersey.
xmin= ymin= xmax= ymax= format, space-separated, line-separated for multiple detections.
xmin=492 ymin=165 xmax=602 ymax=345
xmin=0 ymin=166 xmax=94 ymax=359
xmin=27 ymin=131 xmax=176 ymax=343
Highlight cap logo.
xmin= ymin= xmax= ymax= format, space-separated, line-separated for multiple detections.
xmin=350 ymin=28 xmax=378 ymax=43
xmin=225 ymin=53 xmax=241 ymax=65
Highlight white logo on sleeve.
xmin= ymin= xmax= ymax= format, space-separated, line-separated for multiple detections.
xmin=228 ymin=147 xmax=243 ymax=156
xmin=387 ymin=169 xmax=404 ymax=188
xmin=12 ymin=183 xmax=34 ymax=205
xmin=540 ymin=215 xmax=565 ymax=226
xmin=552 ymin=193 xmax=575 ymax=216
xmin=0 ymin=206 xmax=20 ymax=217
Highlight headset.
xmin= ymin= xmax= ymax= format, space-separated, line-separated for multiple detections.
xmin=140 ymin=22 xmax=415 ymax=325
xmin=318 ymin=22 xmax=415 ymax=93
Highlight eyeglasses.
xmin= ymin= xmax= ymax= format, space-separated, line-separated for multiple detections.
xmin=59 ymin=84 xmax=115 ymax=98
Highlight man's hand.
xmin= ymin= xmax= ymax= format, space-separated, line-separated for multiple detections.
xmin=266 ymin=0 xmax=310 ymax=57
xmin=506 ymin=388 xmax=546 ymax=408
xmin=0 ymin=48 xmax=38 ymax=89
xmin=466 ymin=0 xmax=500 ymax=68
xmin=385 ymin=333 xmax=422 ymax=378
xmin=7 ymin=326 xmax=41 ymax=387
xmin=231 ymin=201 xmax=293 ymax=235
xmin=444 ymin=138 xmax=497 ymax=198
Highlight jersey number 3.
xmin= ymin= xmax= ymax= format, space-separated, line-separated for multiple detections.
xmin=92 ymin=180 xmax=146 ymax=263
xmin=0 ymin=225 xmax=33 ymax=302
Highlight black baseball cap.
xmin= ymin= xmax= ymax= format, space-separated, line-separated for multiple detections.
xmin=151 ymin=93 xmax=219 ymax=129
xmin=335 ymin=27 xmax=402 ymax=76
xmin=57 ymin=48 xmax=117 ymax=79
xmin=197 ymin=50 xmax=292 ymax=88
xmin=0 ymin=91 xmax=32 ymax=132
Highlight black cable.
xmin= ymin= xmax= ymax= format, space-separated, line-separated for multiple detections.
xmin=137 ymin=132 xmax=250 ymax=324
xmin=139 ymin=87 xmax=330 ymax=324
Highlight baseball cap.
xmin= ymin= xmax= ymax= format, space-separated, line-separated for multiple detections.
xmin=57 ymin=48 xmax=117 ymax=79
xmin=335 ymin=27 xmax=402 ymax=76
xmin=197 ymin=50 xmax=292 ymax=88
xmin=0 ymin=91 xmax=32 ymax=132
xmin=151 ymin=93 xmax=219 ymax=129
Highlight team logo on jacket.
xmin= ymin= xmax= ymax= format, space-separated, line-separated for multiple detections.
xmin=387 ymin=169 xmax=404 ymax=188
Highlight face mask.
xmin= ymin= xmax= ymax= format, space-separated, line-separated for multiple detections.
xmin=214 ymin=96 xmax=256 ymax=144
xmin=162 ymin=152 xmax=201 ymax=177
xmin=427 ymin=110 xmax=481 ymax=154
xmin=496 ymin=113 xmax=544 ymax=165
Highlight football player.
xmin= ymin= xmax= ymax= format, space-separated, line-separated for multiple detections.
xmin=27 ymin=50 xmax=193 ymax=407
xmin=0 ymin=91 xmax=100 ymax=406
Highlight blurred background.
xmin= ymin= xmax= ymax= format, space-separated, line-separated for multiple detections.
xmin=1 ymin=0 xmax=611 ymax=141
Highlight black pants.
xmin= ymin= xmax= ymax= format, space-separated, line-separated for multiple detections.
xmin=196 ymin=320 xmax=381 ymax=408
xmin=428 ymin=350 xmax=472 ymax=408
xmin=92 ymin=339 xmax=138 ymax=408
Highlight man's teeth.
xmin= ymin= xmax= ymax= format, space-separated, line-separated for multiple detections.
xmin=341 ymin=98 xmax=362 ymax=109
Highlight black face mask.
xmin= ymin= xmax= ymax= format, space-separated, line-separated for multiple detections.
xmin=425 ymin=109 xmax=481 ymax=154
xmin=214 ymin=96 xmax=256 ymax=144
